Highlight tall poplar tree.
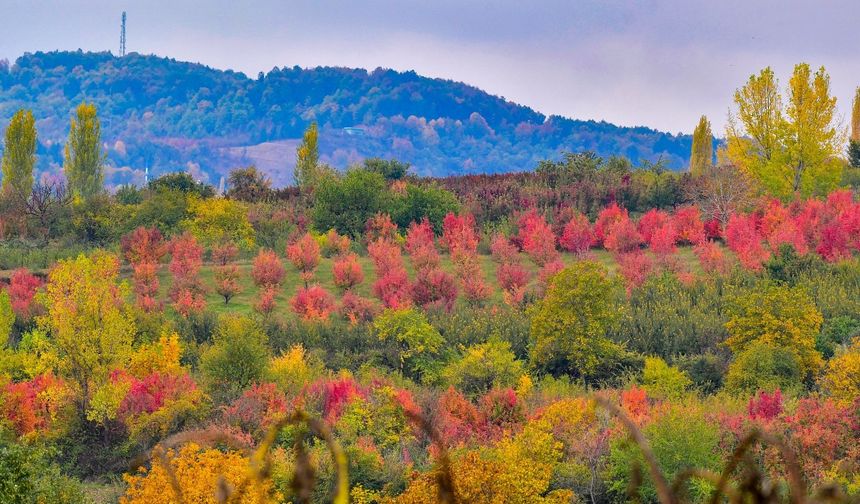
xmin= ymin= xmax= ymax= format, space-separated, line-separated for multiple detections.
xmin=726 ymin=64 xmax=844 ymax=199
xmin=64 ymin=102 xmax=105 ymax=199
xmin=1 ymin=109 xmax=37 ymax=198
xmin=850 ymin=87 xmax=860 ymax=168
xmin=294 ymin=122 xmax=319 ymax=189
xmin=689 ymin=115 xmax=713 ymax=176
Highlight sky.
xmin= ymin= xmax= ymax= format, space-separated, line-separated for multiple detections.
xmin=1 ymin=0 xmax=859 ymax=134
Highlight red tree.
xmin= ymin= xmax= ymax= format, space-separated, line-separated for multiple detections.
xmin=637 ymin=209 xmax=670 ymax=244
xmin=332 ymin=253 xmax=364 ymax=291
xmin=496 ymin=262 xmax=529 ymax=306
xmin=412 ymin=267 xmax=458 ymax=311
xmin=252 ymin=249 xmax=286 ymax=288
xmin=594 ymin=203 xmax=628 ymax=246
xmin=364 ymin=213 xmax=399 ymax=244
xmin=604 ymin=217 xmax=643 ymax=254
xmin=340 ymin=291 xmax=378 ymax=324
xmin=672 ymin=205 xmax=706 ymax=245
xmin=291 ymin=285 xmax=336 ymax=321
xmin=405 ymin=219 xmax=440 ymax=272
xmin=559 ymin=212 xmax=594 ymax=255
xmin=286 ymin=233 xmax=321 ymax=286
xmin=517 ymin=209 xmax=559 ymax=266
xmin=121 ymin=227 xmax=167 ymax=266
xmin=7 ymin=268 xmax=42 ymax=321
xmin=441 ymin=213 xmax=479 ymax=256
xmin=725 ymin=213 xmax=769 ymax=271
xmin=490 ymin=234 xmax=519 ymax=264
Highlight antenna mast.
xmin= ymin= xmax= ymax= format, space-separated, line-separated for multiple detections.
xmin=120 ymin=12 xmax=127 ymax=56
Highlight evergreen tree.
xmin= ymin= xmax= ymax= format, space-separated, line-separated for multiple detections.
xmin=294 ymin=122 xmax=319 ymax=188
xmin=64 ymin=102 xmax=105 ymax=199
xmin=1 ymin=109 xmax=36 ymax=198
xmin=850 ymin=87 xmax=860 ymax=168
xmin=689 ymin=115 xmax=713 ymax=176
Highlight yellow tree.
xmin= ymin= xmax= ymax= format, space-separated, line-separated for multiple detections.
xmin=820 ymin=337 xmax=860 ymax=406
xmin=689 ymin=115 xmax=713 ymax=176
xmin=294 ymin=121 xmax=320 ymax=189
xmin=850 ymin=87 xmax=860 ymax=168
xmin=64 ymin=102 xmax=105 ymax=200
xmin=1 ymin=109 xmax=37 ymax=199
xmin=38 ymin=252 xmax=135 ymax=416
xmin=726 ymin=64 xmax=844 ymax=199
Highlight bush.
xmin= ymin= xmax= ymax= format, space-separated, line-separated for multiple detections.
xmin=441 ymin=339 xmax=526 ymax=397
xmin=200 ymin=316 xmax=270 ymax=402
xmin=641 ymin=356 xmax=692 ymax=400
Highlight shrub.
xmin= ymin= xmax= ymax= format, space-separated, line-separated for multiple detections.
xmin=559 ymin=212 xmax=594 ymax=255
xmin=291 ymin=285 xmax=336 ymax=322
xmin=641 ymin=356 xmax=692 ymax=400
xmin=373 ymin=308 xmax=443 ymax=381
xmin=411 ymin=267 xmax=458 ymax=311
xmin=672 ymin=205 xmax=706 ymax=245
xmin=441 ymin=339 xmax=526 ymax=397
xmin=286 ymin=232 xmax=321 ymax=285
xmin=603 ymin=217 xmax=642 ymax=253
xmin=332 ymin=253 xmax=364 ymax=291
xmin=200 ymin=316 xmax=270 ymax=401
xmin=251 ymin=249 xmax=285 ymax=288
xmin=496 ymin=261 xmax=529 ymax=306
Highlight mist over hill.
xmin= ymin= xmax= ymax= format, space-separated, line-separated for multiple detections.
xmin=0 ymin=50 xmax=693 ymax=187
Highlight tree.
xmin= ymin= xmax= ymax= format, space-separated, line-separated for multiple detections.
xmin=363 ymin=157 xmax=410 ymax=180
xmin=726 ymin=65 xmax=843 ymax=199
xmin=689 ymin=115 xmax=713 ymax=176
xmin=529 ymin=261 xmax=624 ymax=380
xmin=286 ymin=232 xmax=321 ymax=286
xmin=63 ymin=102 xmax=105 ymax=200
xmin=819 ymin=337 xmax=860 ymax=406
xmin=373 ymin=308 xmax=443 ymax=381
xmin=1 ymin=109 xmax=36 ymax=198
xmin=200 ymin=316 xmax=269 ymax=401
xmin=725 ymin=282 xmax=823 ymax=379
xmin=850 ymin=87 xmax=860 ymax=168
xmin=38 ymin=253 xmax=135 ymax=416
xmin=226 ymin=165 xmax=271 ymax=202
xmin=294 ymin=121 xmax=319 ymax=188
xmin=641 ymin=356 xmax=692 ymax=400
xmin=251 ymin=249 xmax=285 ymax=288
xmin=182 ymin=197 xmax=255 ymax=249
xmin=313 ymin=169 xmax=390 ymax=238
xmin=290 ymin=285 xmax=336 ymax=321
xmin=441 ymin=339 xmax=526 ymax=397
xmin=690 ymin=163 xmax=753 ymax=227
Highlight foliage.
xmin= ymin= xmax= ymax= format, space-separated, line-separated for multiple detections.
xmin=373 ymin=308 xmax=443 ymax=381
xmin=251 ymin=249 xmax=285 ymax=288
xmin=183 ymin=197 xmax=255 ymax=249
xmin=819 ymin=337 xmax=860 ymax=405
xmin=291 ymin=285 xmax=336 ymax=321
xmin=1 ymin=109 xmax=36 ymax=199
xmin=689 ymin=115 xmax=713 ymax=176
xmin=286 ymin=232 xmax=322 ymax=285
xmin=200 ymin=316 xmax=270 ymax=401
xmin=529 ymin=261 xmax=624 ymax=380
xmin=441 ymin=338 xmax=526 ymax=397
xmin=641 ymin=356 xmax=692 ymax=400
xmin=63 ymin=102 xmax=105 ymax=200
xmin=313 ymin=169 xmax=390 ymax=238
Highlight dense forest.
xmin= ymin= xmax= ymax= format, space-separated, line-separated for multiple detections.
xmin=0 ymin=51 xmax=694 ymax=187
xmin=0 ymin=55 xmax=860 ymax=503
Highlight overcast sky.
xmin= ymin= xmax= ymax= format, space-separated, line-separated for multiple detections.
xmin=2 ymin=0 xmax=858 ymax=134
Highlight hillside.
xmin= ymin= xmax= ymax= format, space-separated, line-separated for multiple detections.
xmin=0 ymin=50 xmax=693 ymax=187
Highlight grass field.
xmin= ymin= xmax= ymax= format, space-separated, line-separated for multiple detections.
xmin=145 ymin=247 xmax=707 ymax=317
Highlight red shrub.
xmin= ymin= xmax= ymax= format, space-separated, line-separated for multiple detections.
xmin=496 ymin=261 xmax=529 ymax=306
xmin=121 ymin=227 xmax=166 ymax=266
xmin=479 ymin=388 xmax=525 ymax=436
xmin=365 ymin=213 xmax=399 ymax=244
xmin=490 ymin=234 xmax=519 ymax=264
xmin=254 ymin=286 xmax=278 ymax=316
xmin=214 ymin=264 xmax=241 ymax=304
xmin=118 ymin=372 xmax=198 ymax=418
xmin=221 ymin=382 xmax=288 ymax=438
xmin=373 ymin=268 xmax=412 ymax=309
xmin=694 ymin=241 xmax=730 ymax=275
xmin=174 ymin=288 xmax=206 ymax=317
xmin=252 ymin=249 xmax=286 ymax=288
xmin=441 ymin=213 xmax=479 ymax=256
xmin=616 ymin=251 xmax=654 ymax=293
xmin=291 ymin=285 xmax=335 ymax=321
xmin=455 ymin=254 xmax=491 ymax=305
xmin=412 ymin=267 xmax=458 ymax=311
xmin=747 ymin=389 xmax=783 ymax=422
xmin=435 ymin=387 xmax=486 ymax=445
xmin=167 ymin=233 xmax=203 ymax=280
xmin=132 ymin=262 xmax=161 ymax=312
xmin=672 ymin=206 xmax=706 ymax=245
xmin=517 ymin=209 xmax=559 ymax=266
xmin=637 ymin=209 xmax=670 ymax=244
xmin=405 ymin=219 xmax=440 ymax=271
xmin=594 ymin=203 xmax=628 ymax=246
xmin=367 ymin=238 xmax=405 ymax=276
xmin=332 ymin=253 xmax=365 ymax=291
xmin=306 ymin=376 xmax=366 ymax=424
xmin=648 ymin=223 xmax=677 ymax=256
xmin=559 ymin=212 xmax=594 ymax=255
xmin=322 ymin=229 xmax=351 ymax=257
xmin=286 ymin=233 xmax=321 ymax=284
xmin=340 ymin=291 xmax=378 ymax=324
xmin=1 ymin=373 xmax=68 ymax=436
xmin=537 ymin=259 xmax=565 ymax=296
xmin=704 ymin=218 xmax=722 ymax=240
xmin=211 ymin=242 xmax=239 ymax=266
xmin=8 ymin=268 xmax=43 ymax=320
xmin=604 ymin=217 xmax=643 ymax=254
xmin=725 ymin=213 xmax=770 ymax=271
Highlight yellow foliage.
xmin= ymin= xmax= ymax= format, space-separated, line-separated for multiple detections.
xmin=820 ymin=337 xmax=860 ymax=406
xmin=121 ymin=443 xmax=280 ymax=504
xmin=267 ymin=344 xmax=324 ymax=394
xmin=183 ymin=197 xmax=255 ymax=249
xmin=129 ymin=332 xmax=184 ymax=377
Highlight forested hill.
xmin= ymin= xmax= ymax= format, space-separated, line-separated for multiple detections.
xmin=0 ymin=50 xmax=693 ymax=187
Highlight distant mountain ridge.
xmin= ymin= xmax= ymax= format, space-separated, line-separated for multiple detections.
xmin=0 ymin=50 xmax=693 ymax=187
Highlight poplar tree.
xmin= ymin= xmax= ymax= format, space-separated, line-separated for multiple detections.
xmin=64 ymin=102 xmax=105 ymax=199
xmin=294 ymin=122 xmax=319 ymax=189
xmin=726 ymin=64 xmax=843 ymax=199
xmin=850 ymin=87 xmax=860 ymax=168
xmin=1 ymin=109 xmax=36 ymax=198
xmin=689 ymin=115 xmax=713 ymax=176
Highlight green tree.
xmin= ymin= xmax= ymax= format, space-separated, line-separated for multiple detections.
xmin=725 ymin=282 xmax=823 ymax=379
xmin=200 ymin=316 xmax=270 ymax=401
xmin=689 ymin=115 xmax=713 ymax=176
xmin=725 ymin=340 xmax=804 ymax=395
xmin=1 ymin=109 xmax=36 ymax=198
xmin=726 ymin=65 xmax=844 ymax=199
xmin=373 ymin=308 xmax=443 ymax=382
xmin=64 ymin=102 xmax=105 ymax=200
xmin=850 ymin=87 xmax=860 ymax=168
xmin=226 ymin=165 xmax=272 ymax=202
xmin=440 ymin=338 xmax=526 ymax=397
xmin=0 ymin=291 xmax=14 ymax=346
xmin=529 ymin=261 xmax=624 ymax=380
xmin=313 ymin=168 xmax=391 ymax=237
xmin=294 ymin=122 xmax=319 ymax=188
xmin=363 ymin=157 xmax=410 ymax=180
xmin=641 ymin=356 xmax=692 ymax=400
xmin=37 ymin=252 xmax=135 ymax=417
xmin=148 ymin=172 xmax=214 ymax=198
xmin=182 ymin=197 xmax=255 ymax=249
xmin=392 ymin=183 xmax=460 ymax=232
